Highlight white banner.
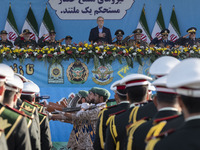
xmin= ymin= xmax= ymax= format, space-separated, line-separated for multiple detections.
xmin=48 ymin=0 xmax=135 ymax=20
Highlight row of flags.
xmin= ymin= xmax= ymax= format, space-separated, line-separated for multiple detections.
xmin=4 ymin=5 xmax=180 ymax=45
xmin=5 ymin=5 xmax=54 ymax=44
xmin=137 ymin=6 xmax=181 ymax=43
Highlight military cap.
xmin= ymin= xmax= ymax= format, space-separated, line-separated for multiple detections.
xmin=65 ymin=35 xmax=73 ymax=40
xmin=0 ymin=30 xmax=8 ymax=34
xmin=23 ymin=29 xmax=31 ymax=34
xmin=121 ymin=74 xmax=152 ymax=88
xmin=15 ymin=73 xmax=28 ymax=83
xmin=152 ymin=76 xmax=176 ymax=94
xmin=49 ymin=30 xmax=56 ymax=34
xmin=133 ymin=28 xmax=142 ymax=34
xmin=78 ymin=90 xmax=88 ymax=98
xmin=187 ymin=27 xmax=197 ymax=33
xmin=115 ymin=29 xmax=124 ymax=36
xmin=147 ymin=81 xmax=156 ymax=91
xmin=167 ymin=58 xmax=200 ymax=97
xmin=0 ymin=63 xmax=14 ymax=82
xmin=110 ymin=80 xmax=121 ymax=91
xmin=5 ymin=75 xmax=23 ymax=92
xmin=22 ymin=81 xmax=40 ymax=95
xmin=110 ymin=80 xmax=126 ymax=96
xmin=95 ymin=88 xmax=111 ymax=100
xmin=89 ymin=87 xmax=98 ymax=94
xmin=149 ymin=56 xmax=180 ymax=77
xmin=160 ymin=29 xmax=170 ymax=35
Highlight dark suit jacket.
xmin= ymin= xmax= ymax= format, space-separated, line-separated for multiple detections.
xmin=89 ymin=26 xmax=112 ymax=44
xmin=154 ymin=119 xmax=200 ymax=150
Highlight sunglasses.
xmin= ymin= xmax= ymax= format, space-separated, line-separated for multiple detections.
xmin=190 ymin=32 xmax=196 ymax=35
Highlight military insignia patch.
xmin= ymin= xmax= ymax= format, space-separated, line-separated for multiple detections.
xmin=0 ymin=117 xmax=11 ymax=130
xmin=48 ymin=63 xmax=64 ymax=84
xmin=66 ymin=61 xmax=89 ymax=84
xmin=92 ymin=64 xmax=114 ymax=85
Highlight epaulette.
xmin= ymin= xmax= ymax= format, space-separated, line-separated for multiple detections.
xmin=109 ymin=109 xmax=126 ymax=116
xmin=5 ymin=105 xmax=27 ymax=117
xmin=153 ymin=115 xmax=180 ymax=124
xmin=126 ymin=117 xmax=150 ymax=131
xmin=24 ymin=100 xmax=38 ymax=107
xmin=106 ymin=104 xmax=117 ymax=109
xmin=19 ymin=107 xmax=34 ymax=119
xmin=146 ymin=129 xmax=175 ymax=142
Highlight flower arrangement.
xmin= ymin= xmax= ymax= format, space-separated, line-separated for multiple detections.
xmin=1 ymin=44 xmax=200 ymax=68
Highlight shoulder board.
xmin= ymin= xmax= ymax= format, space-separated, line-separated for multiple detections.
xmin=35 ymin=102 xmax=44 ymax=107
xmin=106 ymin=105 xmax=117 ymax=109
xmin=109 ymin=109 xmax=126 ymax=116
xmin=154 ymin=115 xmax=180 ymax=124
xmin=19 ymin=107 xmax=34 ymax=119
xmin=5 ymin=105 xmax=27 ymax=117
xmin=38 ymin=111 xmax=47 ymax=116
xmin=147 ymin=129 xmax=175 ymax=142
xmin=24 ymin=100 xmax=38 ymax=107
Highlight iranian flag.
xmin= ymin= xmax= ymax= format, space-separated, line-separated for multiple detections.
xmin=4 ymin=5 xmax=19 ymax=44
xmin=22 ymin=6 xmax=39 ymax=41
xmin=151 ymin=6 xmax=165 ymax=39
xmin=168 ymin=7 xmax=181 ymax=42
xmin=39 ymin=7 xmax=55 ymax=41
xmin=136 ymin=7 xmax=151 ymax=43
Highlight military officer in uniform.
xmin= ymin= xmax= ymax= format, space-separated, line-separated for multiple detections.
xmin=150 ymin=29 xmax=174 ymax=48
xmin=112 ymin=29 xmax=125 ymax=46
xmin=93 ymin=80 xmax=130 ymax=150
xmin=123 ymin=28 xmax=148 ymax=48
xmin=14 ymin=29 xmax=37 ymax=49
xmin=176 ymin=27 xmax=200 ymax=47
xmin=0 ymin=63 xmax=32 ymax=150
xmin=38 ymin=30 xmax=59 ymax=48
xmin=0 ymin=30 xmax=13 ymax=47
xmin=146 ymin=58 xmax=200 ymax=150
xmin=104 ymin=74 xmax=152 ymax=150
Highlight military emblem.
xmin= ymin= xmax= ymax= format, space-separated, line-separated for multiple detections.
xmin=0 ymin=117 xmax=11 ymax=130
xmin=92 ymin=64 xmax=113 ymax=85
xmin=48 ymin=63 xmax=64 ymax=84
xmin=66 ymin=61 xmax=89 ymax=84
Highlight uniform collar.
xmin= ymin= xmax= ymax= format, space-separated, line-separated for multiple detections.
xmin=185 ymin=115 xmax=200 ymax=122
xmin=130 ymin=103 xmax=138 ymax=108
xmin=158 ymin=107 xmax=178 ymax=112
xmin=119 ymin=101 xmax=130 ymax=104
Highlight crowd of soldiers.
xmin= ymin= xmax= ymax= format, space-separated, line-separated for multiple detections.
xmin=0 ymin=16 xmax=199 ymax=49
xmin=0 ymin=65 xmax=52 ymax=150
xmin=1 ymin=56 xmax=200 ymax=150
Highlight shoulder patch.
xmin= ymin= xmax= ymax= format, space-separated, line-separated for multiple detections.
xmin=24 ymin=100 xmax=38 ymax=107
xmin=5 ymin=105 xmax=27 ymax=117
xmin=154 ymin=115 xmax=180 ymax=124
xmin=109 ymin=109 xmax=126 ymax=116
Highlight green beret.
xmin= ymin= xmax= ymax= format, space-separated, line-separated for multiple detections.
xmin=78 ymin=90 xmax=88 ymax=98
xmin=89 ymin=87 xmax=98 ymax=94
xmin=95 ymin=88 xmax=111 ymax=100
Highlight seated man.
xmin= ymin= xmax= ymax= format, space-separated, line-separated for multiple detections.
xmin=14 ymin=29 xmax=37 ymax=49
xmin=38 ymin=30 xmax=59 ymax=48
xmin=89 ymin=16 xmax=112 ymax=44
xmin=65 ymin=35 xmax=73 ymax=45
xmin=150 ymin=29 xmax=174 ymax=48
xmin=0 ymin=30 xmax=13 ymax=47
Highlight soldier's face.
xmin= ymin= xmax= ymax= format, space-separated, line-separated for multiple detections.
xmin=97 ymin=18 xmax=104 ymax=27
xmin=50 ymin=33 xmax=56 ymax=40
xmin=88 ymin=92 xmax=95 ymax=103
xmin=189 ymin=32 xmax=196 ymax=39
xmin=1 ymin=34 xmax=7 ymax=41
xmin=24 ymin=33 xmax=30 ymax=40
xmin=134 ymin=34 xmax=141 ymax=40
xmin=117 ymin=35 xmax=123 ymax=41
xmin=162 ymin=34 xmax=168 ymax=40
xmin=94 ymin=93 xmax=100 ymax=104
xmin=65 ymin=39 xmax=72 ymax=45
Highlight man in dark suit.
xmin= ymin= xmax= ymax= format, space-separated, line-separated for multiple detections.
xmin=146 ymin=58 xmax=200 ymax=150
xmin=89 ymin=16 xmax=112 ymax=44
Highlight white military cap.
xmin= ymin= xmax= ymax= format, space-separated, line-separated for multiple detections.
xmin=15 ymin=73 xmax=28 ymax=82
xmin=153 ymin=76 xmax=176 ymax=94
xmin=167 ymin=58 xmax=200 ymax=97
xmin=149 ymin=56 xmax=180 ymax=77
xmin=110 ymin=80 xmax=124 ymax=91
xmin=147 ymin=81 xmax=156 ymax=91
xmin=121 ymin=74 xmax=152 ymax=88
xmin=0 ymin=63 xmax=14 ymax=82
xmin=22 ymin=81 xmax=40 ymax=95
xmin=5 ymin=75 xmax=23 ymax=92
